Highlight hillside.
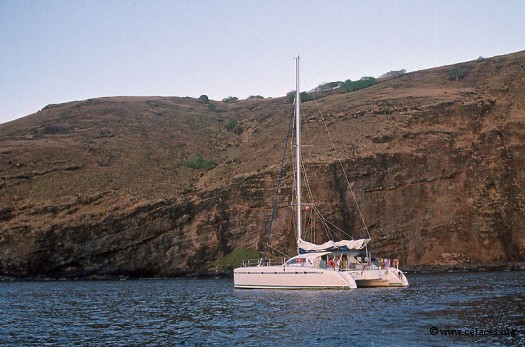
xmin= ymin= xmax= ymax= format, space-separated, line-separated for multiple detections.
xmin=1 ymin=51 xmax=524 ymax=279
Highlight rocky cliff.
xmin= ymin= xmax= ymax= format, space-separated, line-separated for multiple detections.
xmin=1 ymin=51 xmax=524 ymax=279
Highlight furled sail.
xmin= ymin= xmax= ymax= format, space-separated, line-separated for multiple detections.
xmin=297 ymin=238 xmax=371 ymax=254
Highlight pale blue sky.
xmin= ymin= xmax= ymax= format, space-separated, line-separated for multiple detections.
xmin=1 ymin=0 xmax=524 ymax=124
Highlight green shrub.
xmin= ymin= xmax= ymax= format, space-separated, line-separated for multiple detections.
xmin=225 ymin=117 xmax=237 ymax=129
xmin=222 ymin=96 xmax=238 ymax=104
xmin=286 ymin=90 xmax=314 ymax=103
xmin=42 ymin=124 xmax=68 ymax=134
xmin=287 ymin=91 xmax=295 ymax=103
xmin=448 ymin=64 xmax=472 ymax=81
xmin=224 ymin=117 xmax=242 ymax=134
xmin=203 ymin=159 xmax=216 ymax=170
xmin=212 ymin=248 xmax=261 ymax=270
xmin=207 ymin=103 xmax=217 ymax=112
xmin=341 ymin=77 xmax=377 ymax=93
xmin=286 ymin=75 xmax=377 ymax=102
xmin=247 ymin=95 xmax=264 ymax=100
xmin=300 ymin=91 xmax=314 ymax=102
xmin=183 ymin=153 xmax=216 ymax=170
xmin=183 ymin=153 xmax=203 ymax=169
xmin=198 ymin=95 xmax=209 ymax=103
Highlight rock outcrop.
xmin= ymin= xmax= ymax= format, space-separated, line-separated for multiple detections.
xmin=1 ymin=51 xmax=524 ymax=278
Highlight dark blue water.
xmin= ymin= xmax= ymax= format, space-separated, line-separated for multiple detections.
xmin=0 ymin=271 xmax=524 ymax=346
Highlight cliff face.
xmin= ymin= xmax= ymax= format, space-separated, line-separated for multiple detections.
xmin=1 ymin=51 xmax=524 ymax=278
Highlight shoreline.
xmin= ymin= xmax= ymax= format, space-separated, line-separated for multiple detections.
xmin=1 ymin=261 xmax=524 ymax=282
xmin=402 ymin=261 xmax=525 ymax=274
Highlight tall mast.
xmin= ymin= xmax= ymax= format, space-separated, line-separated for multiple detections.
xmin=295 ymin=56 xmax=302 ymax=241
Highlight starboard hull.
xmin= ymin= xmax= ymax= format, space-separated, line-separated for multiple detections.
xmin=350 ymin=268 xmax=409 ymax=288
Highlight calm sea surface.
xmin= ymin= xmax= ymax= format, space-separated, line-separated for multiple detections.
xmin=0 ymin=271 xmax=523 ymax=346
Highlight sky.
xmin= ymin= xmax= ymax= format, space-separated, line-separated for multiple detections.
xmin=1 ymin=0 xmax=524 ymax=124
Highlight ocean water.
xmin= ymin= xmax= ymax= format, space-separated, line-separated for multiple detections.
xmin=0 ymin=271 xmax=524 ymax=346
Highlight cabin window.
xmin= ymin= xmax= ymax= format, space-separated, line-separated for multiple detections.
xmin=287 ymin=258 xmax=306 ymax=265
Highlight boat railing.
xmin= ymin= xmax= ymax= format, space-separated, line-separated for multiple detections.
xmin=240 ymin=257 xmax=286 ymax=267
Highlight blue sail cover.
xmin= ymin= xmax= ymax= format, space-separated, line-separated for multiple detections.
xmin=297 ymin=238 xmax=371 ymax=254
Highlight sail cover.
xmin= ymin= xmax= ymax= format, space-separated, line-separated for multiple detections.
xmin=297 ymin=238 xmax=371 ymax=253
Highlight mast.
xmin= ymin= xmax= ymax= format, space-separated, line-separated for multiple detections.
xmin=295 ymin=56 xmax=302 ymax=241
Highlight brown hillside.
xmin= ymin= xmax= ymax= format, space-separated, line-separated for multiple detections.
xmin=1 ymin=51 xmax=524 ymax=278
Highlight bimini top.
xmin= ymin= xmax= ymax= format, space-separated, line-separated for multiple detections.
xmin=297 ymin=238 xmax=371 ymax=254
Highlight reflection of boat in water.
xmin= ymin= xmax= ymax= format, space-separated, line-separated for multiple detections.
xmin=233 ymin=57 xmax=408 ymax=289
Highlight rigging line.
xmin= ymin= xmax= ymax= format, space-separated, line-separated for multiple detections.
xmin=314 ymin=206 xmax=355 ymax=239
xmin=304 ymin=166 xmax=350 ymax=242
xmin=305 ymin=177 xmax=351 ymax=242
xmin=300 ymin=145 xmax=349 ymax=242
xmin=303 ymin=169 xmax=352 ymax=242
xmin=301 ymin=160 xmax=315 ymax=209
xmin=313 ymin=206 xmax=337 ymax=241
xmin=308 ymin=210 xmax=316 ymax=243
xmin=264 ymin=105 xmax=295 ymax=258
xmin=266 ymin=243 xmax=291 ymax=259
xmin=302 ymin=162 xmax=336 ymax=242
xmin=312 ymin=94 xmax=371 ymax=239
xmin=301 ymin=159 xmax=331 ymax=241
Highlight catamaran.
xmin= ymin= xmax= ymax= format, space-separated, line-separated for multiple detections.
xmin=233 ymin=57 xmax=408 ymax=289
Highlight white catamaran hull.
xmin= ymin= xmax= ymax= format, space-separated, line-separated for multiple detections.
xmin=234 ymin=265 xmax=358 ymax=289
xmin=350 ymin=268 xmax=409 ymax=288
